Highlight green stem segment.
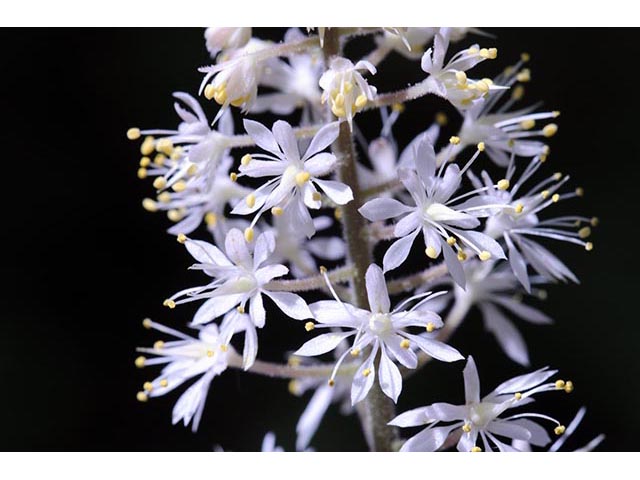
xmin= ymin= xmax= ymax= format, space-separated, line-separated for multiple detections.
xmin=322 ymin=28 xmax=398 ymax=452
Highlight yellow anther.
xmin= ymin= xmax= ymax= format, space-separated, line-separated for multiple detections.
xmin=205 ymin=212 xmax=218 ymax=227
xmin=543 ymin=124 xmax=558 ymax=138
xmin=229 ymin=95 xmax=248 ymax=108
xmin=154 ymin=154 xmax=166 ymax=166
xmin=246 ymin=193 xmax=256 ymax=208
xmin=137 ymin=168 xmax=147 ymax=180
xmin=288 ymin=380 xmax=301 ymax=395
xmin=156 ymin=138 xmax=173 ymax=155
xmin=487 ymin=48 xmax=498 ymax=59
xmin=457 ymin=251 xmax=467 ymax=262
xmin=334 ymin=208 xmax=343 ymax=220
xmin=355 ymin=94 xmax=368 ymax=109
xmin=334 ymin=92 xmax=345 ymax=107
xmin=551 ymin=193 xmax=560 ymax=203
xmin=271 ymin=206 xmax=284 ymax=216
xmin=206 ymin=350 xmax=214 ymax=357
xmin=331 ymin=104 xmax=346 ymax=118
xmin=520 ymin=119 xmax=536 ymax=130
xmin=468 ymin=47 xmax=479 ymax=54
xmin=157 ymin=192 xmax=172 ymax=203
xmin=230 ymin=172 xmax=238 ymax=182
xmin=476 ymin=79 xmax=490 ymax=94
xmin=435 ymin=112 xmax=448 ymax=126
xmin=163 ymin=299 xmax=176 ymax=309
xmin=516 ymin=68 xmax=531 ymax=83
xmin=153 ymin=340 xmax=165 ymax=350
xmin=152 ymin=177 xmax=167 ymax=190
xmin=237 ymin=305 xmax=245 ymax=314
xmin=477 ymin=142 xmax=485 ymax=152
xmin=462 ymin=424 xmax=471 ymax=433
xmin=425 ymin=246 xmax=438 ymax=259
xmin=204 ymin=84 xmax=216 ymax=100
xmin=220 ymin=344 xmax=228 ymax=352
xmin=575 ymin=187 xmax=584 ymax=197
xmin=172 ymin=180 xmax=187 ymax=193
xmin=449 ymin=136 xmax=461 ymax=145
xmin=127 ymin=128 xmax=141 ymax=140
xmin=511 ymin=85 xmax=525 ymax=100
xmin=288 ymin=356 xmax=301 ymax=367
xmin=214 ymin=89 xmax=228 ymax=105
xmin=167 ymin=209 xmax=183 ymax=222
xmin=578 ymin=226 xmax=591 ymax=239
xmin=304 ymin=322 xmax=315 ymax=332
xmin=244 ymin=227 xmax=254 ymax=242
xmin=312 ymin=192 xmax=322 ymax=201
xmin=392 ymin=103 xmax=405 ymax=113
xmin=514 ymin=203 xmax=524 ymax=214
xmin=343 ymin=81 xmax=354 ymax=94
xmin=136 ymin=391 xmax=148 ymax=402
xmin=171 ymin=147 xmax=183 ymax=161
xmin=514 ymin=392 xmax=522 ymax=400
xmin=554 ymin=425 xmax=566 ymax=435
xmin=541 ymin=190 xmax=550 ymax=199
xmin=140 ymin=136 xmax=155 ymax=156
xmin=455 ymin=71 xmax=468 ymax=85
xmin=471 ymin=446 xmax=482 ymax=452
xmin=187 ymin=164 xmax=198 ymax=176
xmin=142 ymin=198 xmax=158 ymax=212
xmin=564 ymin=381 xmax=574 ymax=393
xmin=446 ymin=237 xmax=457 ymax=246
xmin=591 ymin=217 xmax=599 ymax=227
xmin=426 ymin=322 xmax=436 ymax=333
xmin=555 ymin=380 xmax=566 ymax=389
xmin=139 ymin=157 xmax=151 ymax=167
xmin=135 ymin=356 xmax=146 ymax=368
xmin=177 ymin=233 xmax=187 ymax=244
xmin=350 ymin=348 xmax=361 ymax=357
xmin=362 ymin=368 xmax=371 ymax=377
xmin=143 ymin=381 xmax=153 ymax=392
xmin=497 ymin=179 xmax=510 ymax=191
xmin=319 ymin=266 xmax=328 ymax=274
xmin=521 ymin=52 xmax=531 ymax=62
xmin=241 ymin=154 xmax=252 ymax=166
xmin=142 ymin=318 xmax=153 ymax=329
xmin=328 ymin=379 xmax=335 ymax=387
xmin=400 ymin=339 xmax=410 ymax=349
xmin=159 ymin=379 xmax=168 ymax=388
xmin=479 ymin=251 xmax=492 ymax=261
xmin=538 ymin=289 xmax=548 ymax=300
xmin=295 ymin=171 xmax=311 ymax=186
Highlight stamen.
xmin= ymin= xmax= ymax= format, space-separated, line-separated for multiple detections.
xmin=241 ymin=154 xmax=252 ymax=166
xmin=153 ymin=177 xmax=167 ymax=190
xmin=471 ymin=446 xmax=482 ymax=452
xmin=140 ymin=136 xmax=155 ymax=156
xmin=578 ymin=227 xmax=591 ymax=239
xmin=136 ymin=391 xmax=148 ymax=402
xmin=159 ymin=379 xmax=168 ymax=388
xmin=479 ymin=251 xmax=491 ymax=261
xmin=555 ymin=380 xmax=565 ymax=390
xmin=143 ymin=382 xmax=153 ymax=392
xmin=425 ymin=246 xmax=438 ymax=259
xmin=564 ymin=381 xmax=574 ymax=393
xmin=400 ymin=339 xmax=410 ymax=349
xmin=127 ymin=128 xmax=141 ymax=140
xmin=135 ymin=356 xmax=146 ymax=368
xmin=304 ymin=322 xmax=315 ymax=332
xmin=153 ymin=340 xmax=165 ymax=350
xmin=205 ymin=212 xmax=218 ymax=227
xmin=497 ymin=179 xmax=510 ymax=190
xmin=142 ymin=198 xmax=157 ymax=212
xmin=137 ymin=168 xmax=147 ymax=180
xmin=446 ymin=237 xmax=457 ymax=246
xmin=177 ymin=233 xmax=187 ymax=244
xmin=426 ymin=322 xmax=436 ymax=333
xmin=142 ymin=318 xmax=152 ymax=329
xmin=295 ymin=171 xmax=311 ymax=186
xmin=246 ymin=193 xmax=256 ymax=208
xmin=554 ymin=425 xmax=566 ymax=435
xmin=351 ymin=348 xmax=361 ymax=357
xmin=163 ymin=299 xmax=176 ymax=309
xmin=462 ymin=424 xmax=472 ymax=433
xmin=543 ymin=124 xmax=558 ymax=138
xmin=585 ymin=242 xmax=593 ymax=251
xmin=449 ymin=136 xmax=461 ymax=145
xmin=362 ymin=368 xmax=372 ymax=377
xmin=244 ymin=227 xmax=254 ymax=242
xmin=271 ymin=207 xmax=284 ymax=216
xmin=477 ymin=142 xmax=485 ymax=152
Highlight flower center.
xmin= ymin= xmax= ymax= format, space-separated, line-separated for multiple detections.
xmin=469 ymin=402 xmax=498 ymax=429
xmin=233 ymin=274 xmax=258 ymax=293
xmin=368 ymin=313 xmax=393 ymax=336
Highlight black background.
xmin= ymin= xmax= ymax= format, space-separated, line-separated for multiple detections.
xmin=1 ymin=28 xmax=638 ymax=451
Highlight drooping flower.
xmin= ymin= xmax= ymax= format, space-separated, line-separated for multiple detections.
xmin=421 ymin=28 xmax=503 ymax=110
xmin=166 ymin=229 xmax=312 ymax=336
xmin=359 ymin=136 xmax=505 ymax=287
xmin=204 ymin=27 xmax=252 ymax=57
xmin=134 ymin=319 xmax=231 ymax=432
xmin=465 ymin=155 xmax=595 ymax=291
xmin=390 ymin=356 xmax=572 ymax=452
xmin=232 ymin=119 xmax=353 ymax=239
xmin=295 ymin=264 xmax=463 ymax=404
xmin=319 ymin=57 xmax=377 ymax=128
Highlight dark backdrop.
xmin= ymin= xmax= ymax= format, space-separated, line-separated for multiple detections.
xmin=1 ymin=28 xmax=638 ymax=451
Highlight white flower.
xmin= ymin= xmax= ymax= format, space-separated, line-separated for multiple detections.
xmin=466 ymin=156 xmax=594 ymax=291
xmin=319 ymin=57 xmax=377 ymax=128
xmin=135 ymin=320 xmax=231 ymax=432
xmin=390 ymin=356 xmax=571 ymax=452
xmin=166 ymin=229 xmax=313 ymax=351
xmin=205 ymin=27 xmax=252 ymax=57
xmin=359 ymin=136 xmax=505 ymax=287
xmin=295 ymin=264 xmax=463 ymax=404
xmin=232 ymin=119 xmax=353 ymax=238
xmin=421 ymin=28 xmax=503 ymax=110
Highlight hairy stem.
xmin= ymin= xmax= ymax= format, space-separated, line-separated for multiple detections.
xmin=265 ymin=265 xmax=353 ymax=292
xmin=323 ymin=28 xmax=398 ymax=452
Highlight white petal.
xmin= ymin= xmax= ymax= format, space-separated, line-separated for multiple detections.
xmin=249 ymin=293 xmax=266 ymax=328
xmin=378 ymin=348 xmax=403 ymax=403
xmin=253 ymin=230 xmax=276 ymax=269
xmin=506 ymin=234 xmax=531 ymax=292
xmin=463 ymin=356 xmax=481 ymax=404
xmin=243 ymin=119 xmax=281 ymax=156
xmin=272 ymin=120 xmax=300 ymax=162
xmin=394 ymin=212 xmax=421 ymax=237
xmin=389 ymin=406 xmax=431 ymax=427
xmin=492 ymin=367 xmax=557 ymax=395
xmin=294 ymin=331 xmax=354 ymax=356
xmin=185 ymin=239 xmax=232 ymax=266
xmin=400 ymin=425 xmax=456 ymax=452
xmin=414 ymin=137 xmax=437 ymax=185
xmin=192 ymin=294 xmax=243 ymax=325
xmin=239 ymin=159 xmax=286 ymax=178
xmin=224 ymin=228 xmax=252 ymax=268
xmin=296 ymin=385 xmax=334 ymax=451
xmin=303 ymin=122 xmax=339 ymax=160
xmin=358 ymin=198 xmax=411 ymax=222
xmin=309 ymin=300 xmax=362 ymax=328
xmin=304 ymin=152 xmax=336 ymax=177
xmin=314 ymin=179 xmax=353 ymax=205
xmin=383 ymin=228 xmax=419 ymax=272
xmin=441 ymin=239 xmax=466 ymax=289
xmin=481 ymin=303 xmax=530 ymax=366
xmin=255 ymin=264 xmax=289 ymax=284
xmin=351 ymin=346 xmax=377 ymax=405
xmin=242 ymin=321 xmax=258 ymax=369
xmin=385 ymin=334 xmax=418 ymax=369
xmin=404 ymin=333 xmax=464 ymax=362
xmin=487 ymin=421 xmax=532 ymax=441
xmin=365 ymin=264 xmax=390 ymax=314
xmin=264 ymin=291 xmax=312 ymax=320
xmin=512 ymin=419 xmax=551 ymax=448
xmin=493 ymin=296 xmax=553 ymax=325
xmin=452 ymin=229 xmax=506 ymax=260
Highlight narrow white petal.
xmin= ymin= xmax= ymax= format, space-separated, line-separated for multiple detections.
xmin=404 ymin=333 xmax=464 ymax=362
xmin=264 ymin=291 xmax=312 ymax=320
xmin=249 ymin=293 xmax=266 ymax=328
xmin=243 ymin=119 xmax=281 ymax=156
xmin=224 ymin=228 xmax=252 ymax=268
xmin=463 ymin=356 xmax=481 ymax=404
xmin=294 ymin=331 xmax=354 ymax=357
xmin=296 ymin=385 xmax=334 ymax=451
xmin=389 ymin=406 xmax=432 ymax=427
xmin=191 ymin=294 xmax=242 ymax=325
xmin=365 ymin=264 xmax=390 ymax=314
xmin=242 ymin=321 xmax=258 ymax=369
xmin=383 ymin=228 xmax=419 ymax=272
xmin=378 ymin=349 xmax=403 ymax=403
xmin=253 ymin=230 xmax=276 ymax=269
xmin=185 ymin=239 xmax=232 ymax=267
xmin=314 ymin=179 xmax=354 ymax=205
xmin=272 ymin=120 xmax=300 ymax=162
xmin=358 ymin=198 xmax=411 ymax=222
xmin=255 ymin=264 xmax=289 ymax=284
xmin=481 ymin=303 xmax=530 ymax=366
xmin=400 ymin=425 xmax=457 ymax=452
xmin=303 ymin=122 xmax=340 ymax=160
xmin=304 ymin=152 xmax=336 ymax=177
xmin=351 ymin=346 xmax=377 ymax=405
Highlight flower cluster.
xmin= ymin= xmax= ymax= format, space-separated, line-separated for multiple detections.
xmin=129 ymin=27 xmax=599 ymax=452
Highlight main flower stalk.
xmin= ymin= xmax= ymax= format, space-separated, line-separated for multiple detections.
xmin=322 ymin=28 xmax=398 ymax=452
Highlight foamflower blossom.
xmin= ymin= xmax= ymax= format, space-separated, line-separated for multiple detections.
xmin=166 ymin=229 xmax=312 ymax=332
xmin=134 ymin=320 xmax=231 ymax=432
xmin=359 ymin=136 xmax=505 ymax=287
xmin=232 ymin=119 xmax=353 ymax=238
xmin=319 ymin=57 xmax=377 ymax=128
xmin=205 ymin=27 xmax=252 ymax=57
xmin=390 ymin=356 xmax=572 ymax=452
xmin=421 ymin=28 xmax=503 ymax=110
xmin=295 ymin=264 xmax=463 ymax=404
